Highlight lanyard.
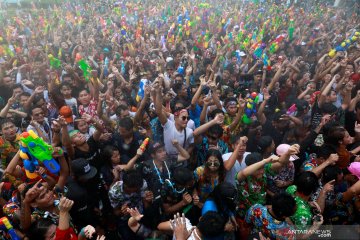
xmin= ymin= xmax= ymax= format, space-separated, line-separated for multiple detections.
xmin=152 ymin=160 xmax=171 ymax=184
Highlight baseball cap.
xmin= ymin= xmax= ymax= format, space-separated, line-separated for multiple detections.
xmin=276 ymin=144 xmax=299 ymax=161
xmin=71 ymin=158 xmax=97 ymax=181
xmin=149 ymin=141 xmax=165 ymax=154
xmin=59 ymin=106 xmax=73 ymax=123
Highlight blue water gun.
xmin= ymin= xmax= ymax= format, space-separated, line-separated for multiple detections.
xmin=0 ymin=217 xmax=20 ymax=240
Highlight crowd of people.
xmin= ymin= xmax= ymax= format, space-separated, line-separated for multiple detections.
xmin=0 ymin=0 xmax=360 ymax=239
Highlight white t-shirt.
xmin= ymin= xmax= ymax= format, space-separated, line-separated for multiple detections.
xmin=168 ymin=114 xmax=195 ymax=131
xmin=65 ymin=98 xmax=78 ymax=111
xmin=222 ymin=152 xmax=250 ymax=186
xmin=163 ymin=119 xmax=194 ymax=156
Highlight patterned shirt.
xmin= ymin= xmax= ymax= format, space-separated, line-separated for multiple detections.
xmin=246 ymin=204 xmax=295 ymax=240
xmin=78 ymin=99 xmax=98 ymax=118
xmin=0 ymin=135 xmax=21 ymax=169
xmin=194 ymin=166 xmax=220 ymax=202
xmin=267 ymin=162 xmax=295 ymax=195
xmin=236 ymin=163 xmax=276 ymax=218
xmin=286 ymin=185 xmax=313 ymax=230
xmin=108 ymin=180 xmax=147 ymax=220
xmin=195 ymin=137 xmax=229 ymax=167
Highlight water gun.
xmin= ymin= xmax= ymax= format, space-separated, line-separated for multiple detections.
xmin=262 ymin=52 xmax=271 ymax=70
xmin=136 ymin=79 xmax=148 ymax=102
xmin=48 ymin=54 xmax=61 ymax=69
xmin=19 ymin=130 xmax=60 ymax=179
xmin=0 ymin=217 xmax=20 ymax=240
xmin=242 ymin=92 xmax=259 ymax=125
xmin=104 ymin=57 xmax=109 ymax=77
xmin=288 ymin=19 xmax=295 ymax=41
xmin=78 ymin=59 xmax=92 ymax=82
xmin=328 ymin=32 xmax=359 ymax=58
xmin=139 ymin=138 xmax=150 ymax=151
xmin=253 ymin=43 xmax=266 ymax=59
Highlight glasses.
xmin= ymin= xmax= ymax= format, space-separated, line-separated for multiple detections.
xmin=181 ymin=116 xmax=190 ymax=121
xmin=206 ymin=161 xmax=220 ymax=167
xmin=167 ymin=68 xmax=174 ymax=71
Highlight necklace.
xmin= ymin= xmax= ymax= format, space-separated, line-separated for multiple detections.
xmin=152 ymin=160 xmax=171 ymax=184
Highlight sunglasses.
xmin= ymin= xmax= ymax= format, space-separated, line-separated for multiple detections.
xmin=181 ymin=116 xmax=190 ymax=121
xmin=206 ymin=161 xmax=220 ymax=167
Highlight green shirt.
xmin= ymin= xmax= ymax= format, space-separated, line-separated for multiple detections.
xmin=286 ymin=185 xmax=313 ymax=230
xmin=236 ymin=163 xmax=275 ymax=218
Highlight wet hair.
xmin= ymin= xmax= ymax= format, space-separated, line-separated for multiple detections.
xmin=123 ymin=170 xmax=143 ymax=189
xmin=272 ymin=193 xmax=296 ymax=218
xmin=0 ymin=118 xmax=15 ymax=130
xmin=322 ymin=165 xmax=342 ymax=184
xmin=115 ymin=105 xmax=129 ymax=116
xmin=60 ymin=82 xmax=72 ymax=89
xmin=209 ymin=182 xmax=237 ymax=214
xmin=27 ymin=218 xmax=54 ymax=240
xmin=118 ymin=117 xmax=134 ymax=130
xmin=77 ymin=88 xmax=90 ymax=97
xmin=12 ymin=83 xmax=23 ymax=91
xmin=173 ymin=167 xmax=193 ymax=186
xmin=103 ymin=145 xmax=119 ymax=166
xmin=197 ymin=211 xmax=226 ymax=238
xmin=257 ymin=136 xmax=273 ymax=154
xmin=321 ymin=103 xmax=337 ymax=115
xmin=208 ymin=124 xmax=224 ymax=138
xmin=19 ymin=92 xmax=31 ymax=98
xmin=170 ymin=99 xmax=186 ymax=113
xmin=208 ymin=109 xmax=224 ymax=120
xmin=295 ymin=171 xmax=319 ymax=196
xmin=324 ymin=126 xmax=346 ymax=146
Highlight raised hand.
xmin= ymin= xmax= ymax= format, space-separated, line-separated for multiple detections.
xmin=58 ymin=197 xmax=74 ymax=213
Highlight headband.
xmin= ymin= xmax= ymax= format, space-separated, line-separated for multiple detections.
xmin=174 ymin=109 xmax=188 ymax=116
xmin=226 ymin=101 xmax=237 ymax=108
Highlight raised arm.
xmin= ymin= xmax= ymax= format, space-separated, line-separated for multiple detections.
xmin=237 ymin=155 xmax=277 ymax=182
xmin=267 ymin=61 xmax=286 ymax=92
xmin=193 ymin=114 xmax=224 ymax=144
xmin=154 ymin=81 xmax=168 ymax=125
xmin=270 ymin=144 xmax=300 ymax=172
xmin=224 ymin=137 xmax=247 ymax=171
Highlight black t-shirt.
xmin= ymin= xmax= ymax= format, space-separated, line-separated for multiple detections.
xmin=65 ymin=177 xmax=98 ymax=229
xmin=110 ymin=132 xmax=149 ymax=164
xmin=74 ymin=136 xmax=102 ymax=169
xmin=136 ymin=159 xmax=174 ymax=200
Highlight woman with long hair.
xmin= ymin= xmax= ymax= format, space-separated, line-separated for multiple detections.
xmin=193 ymin=149 xmax=225 ymax=208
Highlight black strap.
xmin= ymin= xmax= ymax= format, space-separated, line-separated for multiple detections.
xmin=183 ymin=127 xmax=187 ymax=148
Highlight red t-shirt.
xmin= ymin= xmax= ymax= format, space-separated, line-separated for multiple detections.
xmin=55 ymin=227 xmax=78 ymax=240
